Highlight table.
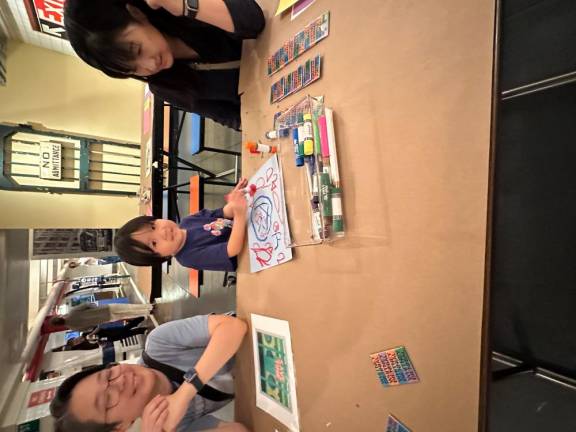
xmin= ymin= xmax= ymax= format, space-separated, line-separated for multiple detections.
xmin=235 ymin=1 xmax=496 ymax=431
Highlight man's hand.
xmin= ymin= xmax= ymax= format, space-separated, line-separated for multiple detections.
xmin=142 ymin=395 xmax=169 ymax=432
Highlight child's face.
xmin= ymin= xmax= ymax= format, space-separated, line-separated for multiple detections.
xmin=131 ymin=219 xmax=186 ymax=257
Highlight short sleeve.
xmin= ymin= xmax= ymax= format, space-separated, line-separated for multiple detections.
xmin=176 ymin=242 xmax=236 ymax=271
xmin=222 ymin=0 xmax=265 ymax=39
xmin=189 ymin=208 xmax=225 ymax=219
xmin=146 ymin=315 xmax=210 ymax=353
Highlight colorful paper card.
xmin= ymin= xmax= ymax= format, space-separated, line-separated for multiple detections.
xmin=251 ymin=314 xmax=300 ymax=432
xmin=247 ymin=155 xmax=293 ymax=272
xmin=386 ymin=415 xmax=411 ymax=432
xmin=370 ymin=346 xmax=420 ymax=386
xmin=270 ymin=55 xmax=322 ymax=103
xmin=291 ymin=0 xmax=317 ymax=20
xmin=275 ymin=0 xmax=300 ymax=16
xmin=267 ymin=12 xmax=329 ymax=76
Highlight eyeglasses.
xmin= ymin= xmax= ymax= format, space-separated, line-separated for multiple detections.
xmin=103 ymin=363 xmax=122 ymax=424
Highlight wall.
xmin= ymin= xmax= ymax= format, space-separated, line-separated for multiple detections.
xmin=0 ymin=41 xmax=143 ymax=228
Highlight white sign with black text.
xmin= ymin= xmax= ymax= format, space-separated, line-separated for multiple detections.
xmin=39 ymin=142 xmax=62 ymax=180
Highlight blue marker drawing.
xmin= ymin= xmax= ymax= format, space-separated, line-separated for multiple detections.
xmin=250 ymin=195 xmax=273 ymax=241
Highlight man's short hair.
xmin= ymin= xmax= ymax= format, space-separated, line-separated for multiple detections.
xmin=50 ymin=365 xmax=118 ymax=432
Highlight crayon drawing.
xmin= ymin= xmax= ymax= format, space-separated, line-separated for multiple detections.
xmin=251 ymin=314 xmax=300 ymax=432
xmin=247 ymin=155 xmax=293 ymax=272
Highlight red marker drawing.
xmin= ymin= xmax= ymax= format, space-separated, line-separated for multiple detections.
xmin=241 ymin=184 xmax=258 ymax=197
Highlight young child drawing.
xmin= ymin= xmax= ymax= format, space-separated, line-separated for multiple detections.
xmin=114 ymin=179 xmax=248 ymax=271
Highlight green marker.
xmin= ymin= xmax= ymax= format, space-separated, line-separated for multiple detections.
xmin=320 ymin=172 xmax=332 ymax=239
xmin=331 ymin=187 xmax=344 ymax=236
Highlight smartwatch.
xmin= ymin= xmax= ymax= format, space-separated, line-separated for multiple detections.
xmin=183 ymin=0 xmax=199 ymax=19
xmin=183 ymin=367 xmax=204 ymax=392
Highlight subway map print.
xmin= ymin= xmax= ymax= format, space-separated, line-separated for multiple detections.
xmin=247 ymin=154 xmax=293 ymax=272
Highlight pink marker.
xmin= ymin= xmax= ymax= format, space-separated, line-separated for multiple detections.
xmin=318 ymin=115 xmax=331 ymax=174
xmin=241 ymin=184 xmax=258 ymax=197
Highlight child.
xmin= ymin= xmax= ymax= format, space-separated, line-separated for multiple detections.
xmin=114 ymin=178 xmax=248 ymax=270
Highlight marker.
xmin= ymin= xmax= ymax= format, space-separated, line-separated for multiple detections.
xmin=302 ymin=113 xmax=314 ymax=156
xmin=313 ymin=113 xmax=323 ymax=172
xmin=292 ymin=127 xmax=304 ymax=167
xmin=241 ymin=184 xmax=258 ymax=197
xmin=245 ymin=141 xmax=277 ymax=154
xmin=304 ymin=158 xmax=322 ymax=240
xmin=297 ymin=125 xmax=305 ymax=158
xmin=325 ymin=108 xmax=340 ymax=187
xmin=318 ymin=115 xmax=331 ymax=176
xmin=307 ymin=155 xmax=319 ymax=205
xmin=265 ymin=130 xmax=278 ymax=140
xmin=320 ymin=172 xmax=332 ymax=238
xmin=331 ymin=187 xmax=344 ymax=236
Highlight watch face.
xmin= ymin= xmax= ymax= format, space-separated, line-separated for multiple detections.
xmin=186 ymin=0 xmax=199 ymax=12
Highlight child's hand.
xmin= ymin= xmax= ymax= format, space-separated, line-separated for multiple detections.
xmin=228 ymin=190 xmax=248 ymax=215
xmin=232 ymin=178 xmax=248 ymax=193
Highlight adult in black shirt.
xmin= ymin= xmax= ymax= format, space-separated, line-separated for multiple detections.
xmin=64 ymin=0 xmax=265 ymax=130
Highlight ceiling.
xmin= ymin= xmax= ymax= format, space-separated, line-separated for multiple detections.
xmin=1 ymin=0 xmax=75 ymax=56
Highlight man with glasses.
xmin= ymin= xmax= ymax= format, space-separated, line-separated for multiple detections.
xmin=50 ymin=313 xmax=249 ymax=432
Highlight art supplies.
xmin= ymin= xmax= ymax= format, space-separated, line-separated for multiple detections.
xmin=246 ymin=141 xmax=277 ymax=154
xmin=302 ymin=113 xmax=314 ymax=155
xmin=370 ymin=346 xmax=420 ymax=387
xmin=251 ymin=314 xmax=300 ymax=432
xmin=292 ymin=128 xmax=304 ymax=167
xmin=386 ymin=415 xmax=411 ymax=432
xmin=247 ymin=155 xmax=293 ymax=272
xmin=270 ymin=55 xmax=322 ymax=103
xmin=291 ymin=0 xmax=317 ymax=20
xmin=324 ymin=108 xmax=340 ymax=187
xmin=242 ymin=184 xmax=258 ymax=197
xmin=331 ymin=187 xmax=344 ymax=236
xmin=265 ymin=130 xmax=278 ymax=140
xmin=267 ymin=12 xmax=330 ymax=76
xmin=320 ymin=172 xmax=332 ymax=238
xmin=317 ymin=114 xmax=332 ymax=176
xmin=297 ymin=124 xmax=305 ymax=157
xmin=275 ymin=0 xmax=300 ymax=16
xmin=272 ymin=95 xmax=345 ymax=242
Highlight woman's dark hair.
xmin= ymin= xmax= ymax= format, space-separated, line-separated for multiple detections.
xmin=114 ymin=215 xmax=169 ymax=266
xmin=65 ymin=0 xmax=174 ymax=77
xmin=64 ymin=0 xmax=206 ymax=100
xmin=50 ymin=365 xmax=118 ymax=432
xmin=64 ymin=0 xmax=247 ymax=129
xmin=50 ymin=316 xmax=66 ymax=326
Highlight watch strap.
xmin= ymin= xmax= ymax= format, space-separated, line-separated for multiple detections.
xmin=183 ymin=367 xmax=204 ymax=391
xmin=183 ymin=0 xmax=199 ymax=19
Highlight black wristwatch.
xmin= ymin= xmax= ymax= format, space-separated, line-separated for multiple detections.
xmin=183 ymin=0 xmax=199 ymax=19
xmin=183 ymin=367 xmax=204 ymax=392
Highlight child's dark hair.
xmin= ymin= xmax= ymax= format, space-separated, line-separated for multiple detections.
xmin=114 ymin=216 xmax=168 ymax=266
xmin=63 ymin=0 xmax=246 ymax=129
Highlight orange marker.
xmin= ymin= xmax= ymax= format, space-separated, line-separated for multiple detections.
xmin=245 ymin=141 xmax=277 ymax=154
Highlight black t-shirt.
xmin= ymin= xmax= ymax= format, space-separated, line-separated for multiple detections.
xmin=149 ymin=0 xmax=265 ymax=130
